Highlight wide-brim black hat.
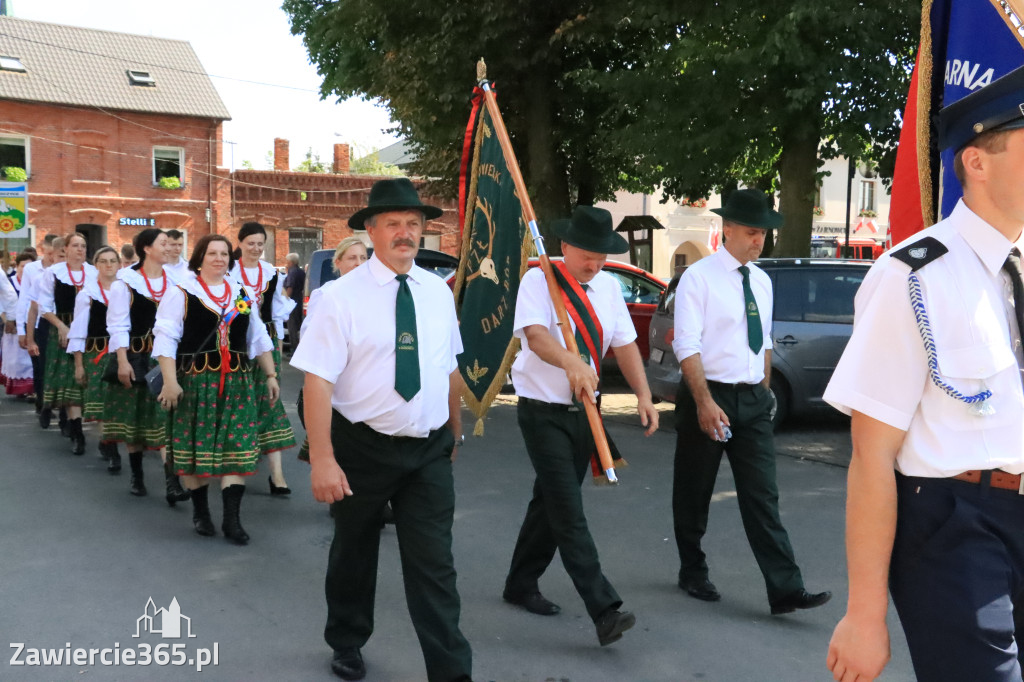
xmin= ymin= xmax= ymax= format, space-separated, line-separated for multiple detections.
xmin=348 ymin=177 xmax=443 ymax=230
xmin=553 ymin=206 xmax=629 ymax=254
xmin=939 ymin=64 xmax=1024 ymax=152
xmin=710 ymin=189 xmax=783 ymax=230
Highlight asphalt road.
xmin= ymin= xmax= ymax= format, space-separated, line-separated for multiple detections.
xmin=0 ymin=365 xmax=914 ymax=681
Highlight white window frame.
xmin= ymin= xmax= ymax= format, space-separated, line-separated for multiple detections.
xmin=152 ymin=146 xmax=184 ymax=185
xmin=859 ymin=180 xmax=876 ymax=213
xmin=0 ymin=135 xmax=30 ymax=178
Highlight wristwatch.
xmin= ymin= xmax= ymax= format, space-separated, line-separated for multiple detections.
xmin=453 ymin=434 xmax=466 ymax=448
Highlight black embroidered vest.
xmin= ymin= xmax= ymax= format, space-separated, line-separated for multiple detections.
xmin=177 ymin=291 xmax=251 ymax=373
xmin=54 ymin=279 xmax=77 ymax=322
xmin=87 ymin=299 xmax=108 ymax=339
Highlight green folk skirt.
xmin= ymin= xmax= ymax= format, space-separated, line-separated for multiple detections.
xmin=254 ymin=345 xmax=296 ymax=454
xmin=169 ymin=369 xmax=260 ymax=478
xmin=81 ymin=343 xmax=108 ymax=421
xmin=101 ymin=355 xmax=166 ymax=449
xmin=42 ymin=334 xmax=82 ymax=408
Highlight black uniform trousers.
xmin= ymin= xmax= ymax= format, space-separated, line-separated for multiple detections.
xmin=31 ymin=318 xmax=50 ymax=411
xmin=672 ymin=380 xmax=803 ymax=602
xmin=505 ymin=397 xmax=622 ymax=621
xmin=324 ymin=410 xmax=472 ymax=682
xmin=890 ymin=472 xmax=1024 ymax=681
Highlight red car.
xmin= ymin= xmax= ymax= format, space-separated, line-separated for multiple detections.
xmin=526 ymin=258 xmax=667 ymax=361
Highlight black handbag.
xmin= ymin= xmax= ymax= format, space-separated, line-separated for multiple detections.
xmin=144 ymin=364 xmax=164 ymax=396
xmin=101 ymin=352 xmax=150 ymax=386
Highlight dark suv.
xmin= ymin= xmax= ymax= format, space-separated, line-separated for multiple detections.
xmin=645 ymin=258 xmax=871 ymax=427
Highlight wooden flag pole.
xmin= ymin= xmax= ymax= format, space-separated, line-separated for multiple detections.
xmin=475 ymin=59 xmax=618 ymax=483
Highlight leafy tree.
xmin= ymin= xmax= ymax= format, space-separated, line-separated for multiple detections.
xmin=294 ymin=147 xmax=331 ymax=173
xmin=350 ymin=149 xmax=405 ymax=177
xmin=240 ymin=159 xmax=255 ymax=170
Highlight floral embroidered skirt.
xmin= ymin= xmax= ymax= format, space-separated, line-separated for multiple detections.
xmin=101 ymin=355 xmax=166 ymax=449
xmin=253 ymin=345 xmax=295 ymax=454
xmin=81 ymin=343 xmax=109 ymax=421
xmin=170 ymin=369 xmax=259 ymax=478
xmin=42 ymin=334 xmax=82 ymax=408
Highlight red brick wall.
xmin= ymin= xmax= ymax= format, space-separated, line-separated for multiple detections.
xmin=0 ymin=99 xmax=226 ymax=253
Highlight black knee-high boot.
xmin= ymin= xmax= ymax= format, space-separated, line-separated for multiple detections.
xmin=221 ymin=485 xmax=249 ymax=545
xmin=128 ymin=451 xmax=146 ymax=496
xmin=164 ymin=462 xmax=191 ymax=506
xmin=58 ymin=407 xmax=69 ymax=437
xmin=190 ymin=485 xmax=215 ymax=537
xmin=69 ymin=418 xmax=85 ymax=456
xmin=106 ymin=443 xmax=121 ymax=474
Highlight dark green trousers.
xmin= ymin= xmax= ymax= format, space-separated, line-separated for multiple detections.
xmin=672 ymin=381 xmax=803 ymax=602
xmin=324 ymin=411 xmax=472 ymax=682
xmin=505 ymin=397 xmax=622 ymax=621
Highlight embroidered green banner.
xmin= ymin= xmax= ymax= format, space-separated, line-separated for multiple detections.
xmin=454 ymin=95 xmax=530 ymax=435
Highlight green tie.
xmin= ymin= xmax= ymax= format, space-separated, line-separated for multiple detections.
xmin=737 ymin=265 xmax=763 ymax=353
xmin=394 ymin=274 xmax=420 ymax=401
xmin=574 ymin=283 xmax=592 ymax=367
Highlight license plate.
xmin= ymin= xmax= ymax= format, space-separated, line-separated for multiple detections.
xmin=650 ymin=348 xmax=664 ymax=364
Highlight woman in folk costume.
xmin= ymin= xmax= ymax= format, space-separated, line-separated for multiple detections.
xmin=36 ymin=233 xmax=97 ymax=456
xmin=1 ymin=251 xmax=35 ymax=397
xmin=67 ymin=247 xmax=120 ymax=464
xmin=104 ymin=228 xmax=188 ymax=504
xmin=228 ymin=222 xmax=296 ymax=495
xmin=154 ymin=234 xmax=279 ymax=545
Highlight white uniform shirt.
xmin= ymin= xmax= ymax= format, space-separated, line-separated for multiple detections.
xmin=0 ymin=269 xmax=16 ymax=319
xmin=290 ymin=254 xmax=461 ymax=437
xmin=152 ymin=274 xmax=273 ymax=360
xmin=228 ymin=260 xmax=296 ymax=339
xmin=106 ymin=268 xmax=172 ymax=352
xmin=15 ymin=260 xmax=45 ymax=334
xmin=36 ymin=262 xmax=99 ymax=317
xmin=511 ymin=266 xmax=637 ymax=404
xmin=672 ymin=247 xmax=774 ymax=384
xmin=824 ymin=200 xmax=1024 ymax=477
xmin=164 ymin=259 xmax=191 ymax=283
xmin=67 ymin=278 xmax=112 ymax=355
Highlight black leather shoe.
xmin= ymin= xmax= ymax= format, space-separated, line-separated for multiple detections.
xmin=503 ymin=589 xmax=561 ymax=616
xmin=268 ymin=476 xmax=291 ymax=496
xmin=38 ymin=407 xmax=52 ymax=429
xmin=330 ymin=647 xmax=365 ymax=680
xmin=770 ymin=589 xmax=832 ymax=615
xmin=595 ymin=609 xmax=636 ymax=646
xmin=679 ymin=577 xmax=721 ymax=602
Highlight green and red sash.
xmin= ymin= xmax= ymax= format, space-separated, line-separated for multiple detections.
xmin=551 ymin=261 xmax=603 ymax=376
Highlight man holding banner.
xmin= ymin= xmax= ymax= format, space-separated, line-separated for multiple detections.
xmin=825 ymin=65 xmax=1024 ymax=681
xmin=502 ymin=205 xmax=658 ymax=647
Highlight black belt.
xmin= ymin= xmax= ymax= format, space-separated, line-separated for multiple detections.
xmin=707 ymin=380 xmax=760 ymax=392
xmin=332 ymin=409 xmax=434 ymax=443
xmin=518 ymin=396 xmax=581 ymax=412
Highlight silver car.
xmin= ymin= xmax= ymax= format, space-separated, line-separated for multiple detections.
xmin=645 ymin=258 xmax=871 ymax=428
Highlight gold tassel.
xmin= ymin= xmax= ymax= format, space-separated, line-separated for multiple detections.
xmin=592 ymin=475 xmax=612 ymax=487
xmin=613 ymin=457 xmax=629 ymax=469
xmin=473 ymin=417 xmax=485 ymax=437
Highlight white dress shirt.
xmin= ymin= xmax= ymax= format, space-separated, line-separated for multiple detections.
xmin=106 ymin=268 xmax=172 ymax=352
xmin=0 ymin=269 xmax=16 ymax=319
xmin=36 ymin=263 xmax=99 ymax=317
xmin=66 ymin=278 xmax=110 ymax=354
xmin=15 ymin=260 xmax=45 ymax=334
xmin=164 ymin=259 xmax=191 ymax=284
xmin=824 ymin=200 xmax=1024 ymax=477
xmin=152 ymin=274 xmax=273 ymax=360
xmin=228 ymin=260 xmax=296 ymax=339
xmin=511 ymin=267 xmax=637 ymax=404
xmin=672 ymin=248 xmax=774 ymax=384
xmin=290 ymin=254 xmax=462 ymax=437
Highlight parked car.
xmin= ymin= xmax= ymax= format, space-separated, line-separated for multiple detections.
xmin=527 ymin=257 xmax=667 ymax=362
xmin=306 ymin=247 xmax=458 ymax=298
xmin=645 ymin=258 xmax=871 ymax=427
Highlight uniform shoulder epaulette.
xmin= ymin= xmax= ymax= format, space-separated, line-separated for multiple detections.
xmin=890 ymin=236 xmax=948 ymax=271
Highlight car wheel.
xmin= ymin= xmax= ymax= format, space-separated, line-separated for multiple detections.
xmin=769 ymin=376 xmax=789 ymax=431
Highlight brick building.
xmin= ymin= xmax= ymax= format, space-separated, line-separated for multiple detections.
xmin=231 ymin=138 xmax=459 ymax=267
xmin=0 ymin=16 xmax=230 ymax=259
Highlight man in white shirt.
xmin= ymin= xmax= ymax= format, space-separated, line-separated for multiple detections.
xmin=19 ymin=233 xmax=59 ymax=417
xmin=671 ymin=189 xmax=830 ymax=614
xmin=163 ymin=229 xmax=189 ymax=282
xmin=503 ymin=206 xmax=658 ymax=647
xmin=825 ymin=66 xmax=1024 ymax=682
xmin=292 ymin=178 xmax=472 ymax=682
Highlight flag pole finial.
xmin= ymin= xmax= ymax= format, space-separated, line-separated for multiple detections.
xmin=476 ymin=59 xmax=487 ymax=83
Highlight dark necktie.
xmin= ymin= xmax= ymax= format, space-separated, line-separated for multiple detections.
xmin=394 ymin=274 xmax=420 ymax=401
xmin=738 ymin=265 xmax=763 ymax=353
xmin=575 ymin=283 xmax=592 ymax=367
xmin=1002 ymin=249 xmax=1024 ymax=352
